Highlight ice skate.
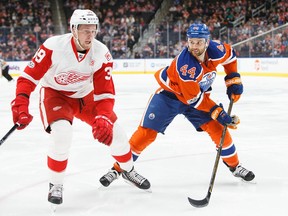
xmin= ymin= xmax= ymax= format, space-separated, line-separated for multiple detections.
xmin=230 ymin=164 xmax=255 ymax=181
xmin=99 ymin=168 xmax=120 ymax=187
xmin=122 ymin=167 xmax=151 ymax=191
xmin=48 ymin=183 xmax=63 ymax=205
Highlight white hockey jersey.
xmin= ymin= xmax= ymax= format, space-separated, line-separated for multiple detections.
xmin=18 ymin=33 xmax=114 ymax=100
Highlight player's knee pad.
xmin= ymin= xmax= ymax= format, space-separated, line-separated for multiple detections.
xmin=49 ymin=120 xmax=73 ymax=160
xmin=201 ymin=120 xmax=232 ymax=148
xmin=129 ymin=126 xmax=158 ymax=154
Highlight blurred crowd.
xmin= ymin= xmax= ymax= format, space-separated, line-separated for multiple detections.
xmin=0 ymin=0 xmax=54 ymax=61
xmin=63 ymin=0 xmax=162 ymax=58
xmin=0 ymin=0 xmax=287 ymax=61
xmin=143 ymin=0 xmax=288 ymax=58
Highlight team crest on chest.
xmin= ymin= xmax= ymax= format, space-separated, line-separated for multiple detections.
xmin=199 ymin=71 xmax=216 ymax=91
xmin=54 ymin=71 xmax=91 ymax=85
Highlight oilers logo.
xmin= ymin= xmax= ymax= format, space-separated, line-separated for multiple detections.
xmin=148 ymin=113 xmax=155 ymax=120
xmin=199 ymin=71 xmax=216 ymax=92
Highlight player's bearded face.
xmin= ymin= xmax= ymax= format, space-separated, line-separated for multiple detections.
xmin=187 ymin=38 xmax=207 ymax=57
xmin=76 ymin=24 xmax=97 ymax=50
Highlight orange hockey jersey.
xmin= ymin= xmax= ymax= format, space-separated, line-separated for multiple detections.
xmin=155 ymin=40 xmax=238 ymax=113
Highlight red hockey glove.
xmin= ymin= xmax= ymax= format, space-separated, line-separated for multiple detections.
xmin=210 ymin=104 xmax=240 ymax=129
xmin=11 ymin=94 xmax=33 ymax=130
xmin=92 ymin=115 xmax=113 ymax=146
xmin=225 ymin=72 xmax=243 ymax=103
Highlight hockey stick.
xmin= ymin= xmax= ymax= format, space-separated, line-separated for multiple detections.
xmin=0 ymin=124 xmax=19 ymax=146
xmin=188 ymin=99 xmax=234 ymax=207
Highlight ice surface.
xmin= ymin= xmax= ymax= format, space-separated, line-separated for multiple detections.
xmin=0 ymin=74 xmax=288 ymax=216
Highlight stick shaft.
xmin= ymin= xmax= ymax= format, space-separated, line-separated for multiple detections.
xmin=0 ymin=124 xmax=19 ymax=146
xmin=188 ymin=100 xmax=234 ymax=207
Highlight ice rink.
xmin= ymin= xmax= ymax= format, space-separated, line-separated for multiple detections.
xmin=0 ymin=73 xmax=288 ymax=216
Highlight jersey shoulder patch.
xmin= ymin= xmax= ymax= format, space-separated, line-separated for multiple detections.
xmin=206 ymin=40 xmax=226 ymax=60
xmin=92 ymin=39 xmax=113 ymax=62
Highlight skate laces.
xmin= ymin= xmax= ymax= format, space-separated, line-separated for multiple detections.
xmin=49 ymin=184 xmax=63 ymax=198
xmin=124 ymin=169 xmax=146 ymax=185
xmin=103 ymin=169 xmax=119 ymax=183
xmin=233 ymin=165 xmax=249 ymax=177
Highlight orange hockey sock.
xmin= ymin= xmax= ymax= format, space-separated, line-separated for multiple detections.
xmin=129 ymin=126 xmax=158 ymax=155
xmin=113 ymin=126 xmax=157 ymax=172
xmin=201 ymin=120 xmax=239 ymax=168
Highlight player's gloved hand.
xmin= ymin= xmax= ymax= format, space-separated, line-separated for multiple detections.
xmin=210 ymin=104 xmax=240 ymax=129
xmin=11 ymin=94 xmax=33 ymax=130
xmin=225 ymin=72 xmax=243 ymax=103
xmin=92 ymin=115 xmax=113 ymax=146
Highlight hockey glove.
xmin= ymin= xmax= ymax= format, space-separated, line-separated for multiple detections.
xmin=11 ymin=94 xmax=33 ymax=130
xmin=225 ymin=72 xmax=243 ymax=103
xmin=210 ymin=104 xmax=240 ymax=129
xmin=92 ymin=115 xmax=113 ymax=146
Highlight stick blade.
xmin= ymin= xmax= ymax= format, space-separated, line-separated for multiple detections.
xmin=188 ymin=197 xmax=209 ymax=208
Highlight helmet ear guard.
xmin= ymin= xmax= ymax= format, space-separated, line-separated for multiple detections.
xmin=186 ymin=23 xmax=210 ymax=40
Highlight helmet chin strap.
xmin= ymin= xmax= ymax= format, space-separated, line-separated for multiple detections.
xmin=73 ymin=26 xmax=86 ymax=51
xmin=75 ymin=38 xmax=86 ymax=51
xmin=200 ymin=42 xmax=209 ymax=59
xmin=197 ymin=49 xmax=206 ymax=62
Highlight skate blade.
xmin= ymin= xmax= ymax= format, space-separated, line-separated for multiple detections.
xmin=98 ymin=184 xmax=109 ymax=190
xmin=50 ymin=204 xmax=57 ymax=215
xmin=123 ymin=179 xmax=152 ymax=193
xmin=241 ymin=178 xmax=257 ymax=184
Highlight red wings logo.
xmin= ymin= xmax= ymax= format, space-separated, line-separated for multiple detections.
xmin=54 ymin=71 xmax=91 ymax=85
xmin=105 ymin=52 xmax=112 ymax=61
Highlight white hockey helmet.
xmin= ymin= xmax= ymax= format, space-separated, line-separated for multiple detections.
xmin=70 ymin=9 xmax=99 ymax=32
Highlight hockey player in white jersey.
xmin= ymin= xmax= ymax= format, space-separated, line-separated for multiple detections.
xmin=10 ymin=9 xmax=150 ymax=205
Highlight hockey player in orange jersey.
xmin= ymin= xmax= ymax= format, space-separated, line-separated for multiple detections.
xmin=99 ymin=23 xmax=255 ymax=187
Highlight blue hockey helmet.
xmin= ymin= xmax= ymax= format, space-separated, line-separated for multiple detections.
xmin=186 ymin=23 xmax=210 ymax=40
